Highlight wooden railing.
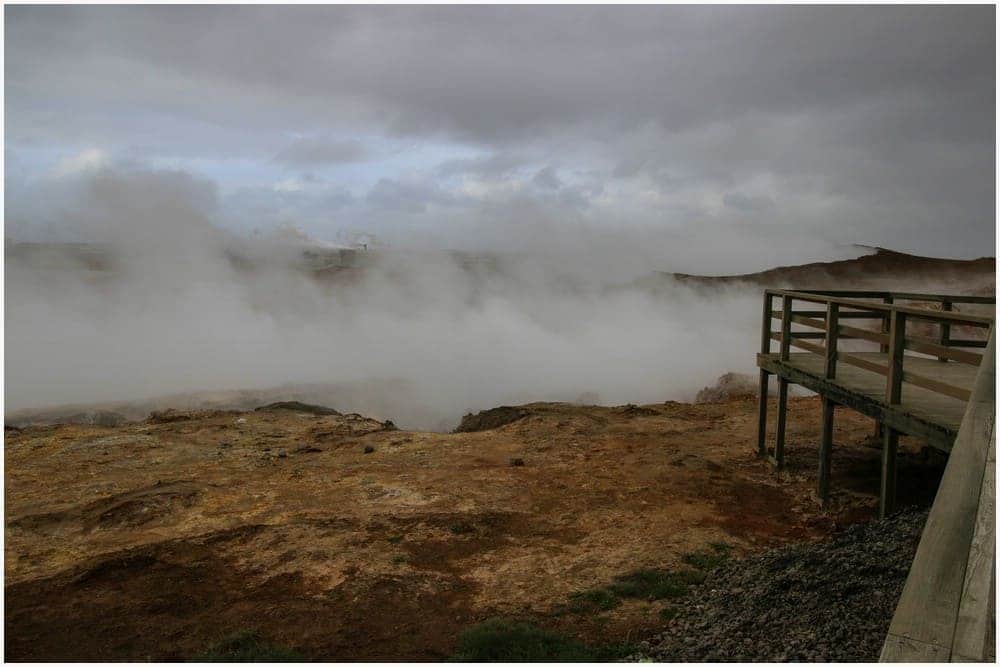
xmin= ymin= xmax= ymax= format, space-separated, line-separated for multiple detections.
xmin=760 ymin=289 xmax=994 ymax=403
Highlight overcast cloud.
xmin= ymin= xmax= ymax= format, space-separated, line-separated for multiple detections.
xmin=5 ymin=5 xmax=995 ymax=263
xmin=4 ymin=5 xmax=996 ymax=426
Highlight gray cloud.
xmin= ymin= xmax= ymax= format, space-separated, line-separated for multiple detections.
xmin=4 ymin=5 xmax=995 ymax=258
xmin=273 ymin=137 xmax=368 ymax=166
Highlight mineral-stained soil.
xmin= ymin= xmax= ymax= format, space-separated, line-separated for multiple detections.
xmin=4 ymin=397 xmax=944 ymax=661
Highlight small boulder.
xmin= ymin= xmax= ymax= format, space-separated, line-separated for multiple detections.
xmin=695 ymin=373 xmax=763 ymax=404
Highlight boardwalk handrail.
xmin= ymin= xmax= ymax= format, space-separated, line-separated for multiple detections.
xmin=880 ymin=333 xmax=996 ymax=662
xmin=760 ymin=289 xmax=995 ymax=405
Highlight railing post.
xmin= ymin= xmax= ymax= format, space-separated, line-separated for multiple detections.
xmin=879 ymin=295 xmax=893 ymax=354
xmin=886 ymin=310 xmax=907 ymax=405
xmin=938 ymin=300 xmax=952 ymax=362
xmin=825 ymin=302 xmax=839 ymax=379
xmin=780 ymin=295 xmax=792 ymax=361
xmin=757 ymin=292 xmax=773 ymax=457
xmin=774 ymin=378 xmax=788 ymax=469
xmin=881 ymin=309 xmax=906 ymax=518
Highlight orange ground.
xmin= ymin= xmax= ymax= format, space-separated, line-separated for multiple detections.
xmin=4 ymin=396 xmax=942 ymax=660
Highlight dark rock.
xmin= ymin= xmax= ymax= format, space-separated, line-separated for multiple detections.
xmin=90 ymin=411 xmax=127 ymax=427
xmin=453 ymin=406 xmax=529 ymax=433
xmin=630 ymin=508 xmax=928 ymax=663
xmin=509 ymin=457 xmax=525 ymax=467
xmin=255 ymin=401 xmax=341 ymax=416
xmin=363 ymin=446 xmax=375 ymax=454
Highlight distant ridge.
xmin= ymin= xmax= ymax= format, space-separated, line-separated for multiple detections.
xmin=646 ymin=247 xmax=995 ymax=295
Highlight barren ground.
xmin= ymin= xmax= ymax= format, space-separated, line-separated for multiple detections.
xmin=4 ymin=396 xmax=943 ymax=661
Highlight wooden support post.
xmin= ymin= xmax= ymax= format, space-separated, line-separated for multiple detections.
xmin=817 ymin=397 xmax=835 ymax=506
xmin=824 ymin=302 xmax=839 ymax=379
xmin=877 ymin=309 xmax=907 ymax=517
xmin=874 ymin=296 xmax=893 ymax=439
xmin=756 ymin=292 xmax=774 ymax=458
xmin=938 ymin=300 xmax=952 ymax=362
xmin=773 ymin=378 xmax=788 ymax=469
xmin=880 ymin=427 xmax=899 ymax=518
xmin=757 ymin=371 xmax=769 ymax=458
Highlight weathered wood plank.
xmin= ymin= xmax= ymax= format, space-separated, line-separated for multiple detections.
xmin=880 ymin=335 xmax=995 ymax=661
xmin=951 ymin=424 xmax=995 ymax=661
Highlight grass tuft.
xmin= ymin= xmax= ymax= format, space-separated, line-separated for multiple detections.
xmin=194 ymin=630 xmax=303 ymax=662
xmin=608 ymin=567 xmax=704 ymax=600
xmin=568 ymin=588 xmax=621 ymax=612
xmin=451 ymin=618 xmax=597 ymax=662
xmin=681 ymin=542 xmax=733 ymax=572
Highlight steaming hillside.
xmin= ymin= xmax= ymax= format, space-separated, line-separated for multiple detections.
xmin=6 ymin=241 xmax=994 ymax=430
xmin=635 ymin=246 xmax=995 ymax=295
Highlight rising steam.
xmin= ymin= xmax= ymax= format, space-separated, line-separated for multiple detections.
xmin=6 ymin=166 xmax=857 ymax=430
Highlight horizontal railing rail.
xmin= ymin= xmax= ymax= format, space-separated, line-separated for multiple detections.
xmin=761 ymin=289 xmax=995 ymax=405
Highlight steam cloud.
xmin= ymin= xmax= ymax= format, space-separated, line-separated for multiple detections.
xmin=5 ymin=166 xmax=826 ymax=430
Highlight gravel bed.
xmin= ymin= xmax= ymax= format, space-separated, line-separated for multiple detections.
xmin=631 ymin=508 xmax=928 ymax=662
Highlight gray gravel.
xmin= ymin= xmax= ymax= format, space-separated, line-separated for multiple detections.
xmin=632 ymin=508 xmax=928 ymax=662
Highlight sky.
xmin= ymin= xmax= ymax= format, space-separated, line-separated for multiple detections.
xmin=3 ymin=5 xmax=997 ymax=425
xmin=5 ymin=5 xmax=996 ymax=266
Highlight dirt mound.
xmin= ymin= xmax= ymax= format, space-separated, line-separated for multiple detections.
xmin=255 ymin=401 xmax=341 ymax=416
xmin=695 ymin=373 xmax=760 ymax=403
xmin=453 ymin=406 xmax=529 ymax=432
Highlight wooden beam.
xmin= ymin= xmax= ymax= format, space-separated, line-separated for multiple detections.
xmin=837 ymin=351 xmax=889 ymax=376
xmin=887 ymin=311 xmax=907 ymax=405
xmin=769 ymin=333 xmax=826 ymax=355
xmin=771 ymin=309 xmax=885 ymax=320
xmin=901 ymin=370 xmax=972 ymax=402
xmin=770 ymin=290 xmax=993 ymax=328
xmin=756 ymin=354 xmax=956 ymax=452
xmin=904 ymin=336 xmax=983 ymax=366
xmin=945 ymin=339 xmax=990 ymax=348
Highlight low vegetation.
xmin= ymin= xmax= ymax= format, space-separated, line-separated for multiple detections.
xmin=564 ymin=543 xmax=732 ymax=615
xmin=451 ymin=618 xmax=634 ymax=662
xmin=194 ymin=631 xmax=303 ymax=662
xmin=454 ymin=543 xmax=732 ymax=661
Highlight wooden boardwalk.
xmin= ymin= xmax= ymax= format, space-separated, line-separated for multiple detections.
xmin=755 ymin=289 xmax=993 ymax=517
xmin=758 ymin=352 xmax=976 ymax=451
